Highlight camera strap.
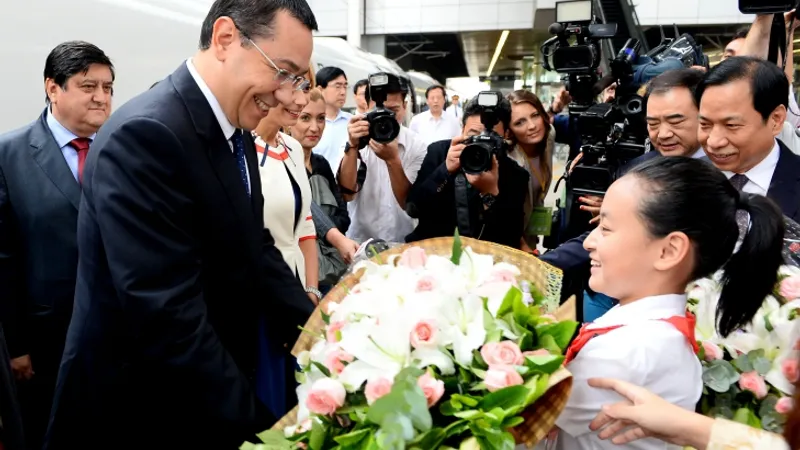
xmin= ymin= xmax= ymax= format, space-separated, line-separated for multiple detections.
xmin=337 ymin=147 xmax=368 ymax=196
xmin=454 ymin=173 xmax=474 ymax=238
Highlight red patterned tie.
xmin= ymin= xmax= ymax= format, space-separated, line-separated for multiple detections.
xmin=69 ymin=138 xmax=91 ymax=184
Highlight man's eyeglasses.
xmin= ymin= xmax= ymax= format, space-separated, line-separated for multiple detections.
xmin=246 ymin=38 xmax=311 ymax=93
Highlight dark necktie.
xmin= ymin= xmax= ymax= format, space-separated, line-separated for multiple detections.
xmin=730 ymin=173 xmax=749 ymax=236
xmin=68 ymin=137 xmax=91 ymax=184
xmin=230 ymin=130 xmax=250 ymax=198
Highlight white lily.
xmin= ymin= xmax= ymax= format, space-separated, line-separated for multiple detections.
xmin=438 ymin=293 xmax=486 ymax=366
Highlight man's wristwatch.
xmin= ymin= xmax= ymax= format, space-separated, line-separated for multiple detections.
xmin=480 ymin=192 xmax=497 ymax=209
xmin=305 ymin=286 xmax=323 ymax=300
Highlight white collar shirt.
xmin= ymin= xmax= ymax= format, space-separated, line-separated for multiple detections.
xmin=722 ymin=139 xmax=780 ymax=197
xmin=346 ymin=126 xmax=428 ymax=243
xmin=185 ymin=58 xmax=250 ymax=194
xmin=555 ymin=294 xmax=702 ymax=450
xmin=409 ymin=110 xmax=462 ymax=145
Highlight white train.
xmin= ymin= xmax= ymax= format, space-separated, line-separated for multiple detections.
xmin=2 ymin=0 xmax=460 ymax=131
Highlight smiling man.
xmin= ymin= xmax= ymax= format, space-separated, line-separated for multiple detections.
xmin=697 ymin=56 xmax=800 ymax=223
xmin=44 ymin=1 xmax=318 ymax=449
xmin=0 ymin=40 xmax=113 ymax=450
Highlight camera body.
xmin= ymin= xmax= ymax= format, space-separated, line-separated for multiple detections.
xmin=459 ymin=92 xmax=507 ymax=174
xmin=358 ymin=73 xmax=402 ymax=149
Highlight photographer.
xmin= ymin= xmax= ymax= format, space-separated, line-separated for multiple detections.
xmin=338 ymin=73 xmax=428 ymax=243
xmin=405 ymin=93 xmax=529 ymax=248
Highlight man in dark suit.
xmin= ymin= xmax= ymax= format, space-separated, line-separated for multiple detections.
xmin=0 ymin=41 xmax=114 ymax=449
xmin=406 ymin=93 xmax=530 ymax=248
xmin=45 ymin=1 xmax=318 ymax=449
xmin=696 ymin=56 xmax=800 ymax=223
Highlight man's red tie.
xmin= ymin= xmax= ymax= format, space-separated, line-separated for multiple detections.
xmin=69 ymin=138 xmax=91 ymax=184
xmin=563 ymin=312 xmax=699 ymax=365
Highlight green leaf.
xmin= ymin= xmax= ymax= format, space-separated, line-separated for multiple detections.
xmin=334 ymin=429 xmax=371 ymax=446
xmin=703 ymin=360 xmax=740 ymax=393
xmin=733 ymin=407 xmax=761 ymax=429
xmin=312 ymin=361 xmax=332 ymax=378
xmin=453 ymin=409 xmax=484 ymax=420
xmin=309 ymin=419 xmax=327 ymax=450
xmin=524 ymin=374 xmax=550 ymax=406
xmin=442 ymin=419 xmax=470 ymax=439
xmin=255 ymin=430 xmax=293 ymax=448
xmin=496 ymin=287 xmax=522 ymax=318
xmin=409 ymin=427 xmax=447 ymax=449
xmin=752 ymin=356 xmax=773 ymax=376
xmin=452 ymin=393 xmax=480 ymax=408
xmin=451 ymin=229 xmax=463 ymax=265
xmin=502 ymin=416 xmax=525 ymax=429
xmin=321 ymin=309 xmax=331 ymax=325
xmin=524 ymin=354 xmax=565 ymax=375
xmin=375 ymin=413 xmax=413 ymax=450
xmin=733 ymin=353 xmax=753 ymax=373
xmin=459 ymin=437 xmax=480 ymax=450
xmin=538 ymin=334 xmax=562 ymax=356
xmin=368 ymin=367 xmax=432 ymax=436
xmin=478 ymin=385 xmax=530 ymax=414
xmin=536 ymin=321 xmax=579 ymax=351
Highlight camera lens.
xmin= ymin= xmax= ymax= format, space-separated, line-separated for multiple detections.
xmin=369 ymin=113 xmax=400 ymax=143
xmin=460 ymin=142 xmax=493 ymax=174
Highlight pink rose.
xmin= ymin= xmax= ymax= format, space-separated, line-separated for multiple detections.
xmin=481 ymin=341 xmax=524 ymax=366
xmin=782 ymin=359 xmax=800 ymax=383
xmin=484 ymin=364 xmax=524 ymax=392
xmin=416 ymin=275 xmax=437 ymax=292
xmin=777 ymin=397 xmax=795 ymax=415
xmin=324 ymin=349 xmax=354 ymax=375
xmin=305 ymin=378 xmax=346 ymax=415
xmin=326 ymin=321 xmax=346 ymax=343
xmin=417 ymin=372 xmax=445 ymax=407
xmin=701 ymin=341 xmax=724 ymax=361
xmin=739 ymin=371 xmax=769 ymax=399
xmin=523 ymin=349 xmax=551 ymax=358
xmin=780 ymin=275 xmax=800 ymax=300
xmin=399 ymin=247 xmax=427 ymax=269
xmin=365 ymin=377 xmax=393 ymax=405
xmin=410 ymin=320 xmax=438 ymax=348
xmin=486 ymin=269 xmax=519 ymax=285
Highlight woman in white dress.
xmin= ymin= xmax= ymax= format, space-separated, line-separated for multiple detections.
xmin=251 ymin=66 xmax=318 ymax=418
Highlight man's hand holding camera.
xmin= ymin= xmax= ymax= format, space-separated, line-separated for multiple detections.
xmin=347 ymin=114 xmax=369 ymax=149
xmin=369 ymin=139 xmax=400 ymax=163
xmin=445 ymin=136 xmax=467 ymax=173
xmin=466 ymin=155 xmax=500 ymax=198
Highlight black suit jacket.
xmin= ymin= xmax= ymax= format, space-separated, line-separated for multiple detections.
xmin=542 ymin=142 xmax=800 ymax=270
xmin=406 ymin=139 xmax=530 ymax=248
xmin=45 ymin=63 xmax=314 ymax=449
xmin=0 ymin=110 xmax=80 ymax=370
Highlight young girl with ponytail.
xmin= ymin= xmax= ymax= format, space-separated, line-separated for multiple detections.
xmin=554 ymin=156 xmax=785 ymax=450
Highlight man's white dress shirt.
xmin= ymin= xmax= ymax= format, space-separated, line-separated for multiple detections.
xmin=409 ymin=110 xmax=462 ymax=145
xmin=722 ymin=140 xmax=780 ymax=197
xmin=555 ymin=294 xmax=702 ymax=450
xmin=186 ymin=58 xmax=251 ymax=194
xmin=346 ymin=126 xmax=428 ymax=243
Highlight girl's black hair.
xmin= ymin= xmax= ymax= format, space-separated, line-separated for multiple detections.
xmin=627 ymin=157 xmax=785 ymax=336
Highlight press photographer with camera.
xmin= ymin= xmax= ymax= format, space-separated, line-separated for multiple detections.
xmin=405 ymin=92 xmax=529 ymax=248
xmin=338 ymin=72 xmax=428 ymax=243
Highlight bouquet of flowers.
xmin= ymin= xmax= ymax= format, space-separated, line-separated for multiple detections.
xmin=244 ymin=236 xmax=577 ymax=450
xmin=688 ymin=265 xmax=800 ymax=433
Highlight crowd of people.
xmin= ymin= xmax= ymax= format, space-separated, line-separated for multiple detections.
xmin=1 ymin=0 xmax=800 ymax=449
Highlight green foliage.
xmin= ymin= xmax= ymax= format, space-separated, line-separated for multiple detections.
xmin=451 ymin=229 xmax=463 ymax=265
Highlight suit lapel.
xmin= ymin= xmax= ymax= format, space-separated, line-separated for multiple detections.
xmin=768 ymin=143 xmax=800 ymax=221
xmin=169 ymin=63 xmax=262 ymax=254
xmin=29 ymin=111 xmax=81 ymax=210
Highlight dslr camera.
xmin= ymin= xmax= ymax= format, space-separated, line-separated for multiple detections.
xmin=459 ymin=91 xmax=506 ymax=174
xmin=358 ymin=72 xmax=403 ymax=149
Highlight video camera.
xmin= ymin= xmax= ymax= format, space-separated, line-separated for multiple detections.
xmin=459 ymin=92 xmax=507 ymax=174
xmin=359 ymin=72 xmax=403 ymax=149
xmin=540 ymin=0 xmax=707 ymax=247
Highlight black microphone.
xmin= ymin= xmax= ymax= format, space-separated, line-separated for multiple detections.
xmin=548 ymin=22 xmax=565 ymax=35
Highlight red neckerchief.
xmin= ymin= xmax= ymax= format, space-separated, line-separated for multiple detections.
xmin=564 ymin=312 xmax=699 ymax=365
